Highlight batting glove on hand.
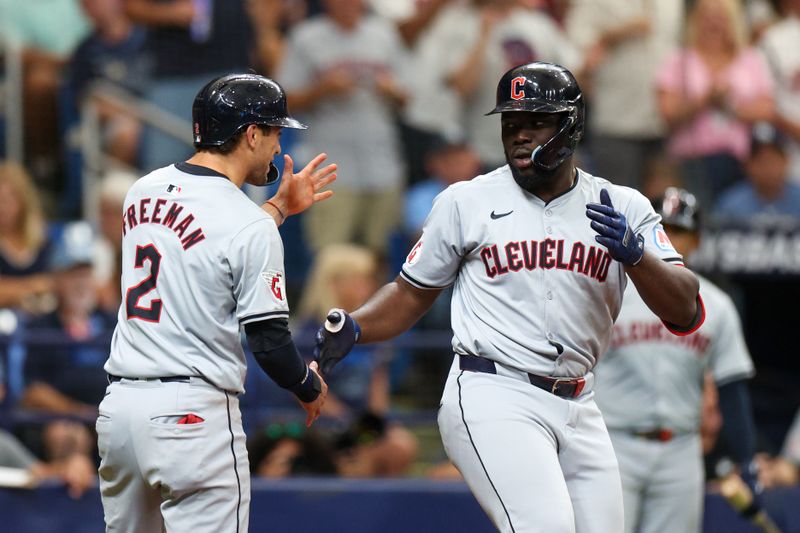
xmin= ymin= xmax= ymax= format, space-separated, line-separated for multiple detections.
xmin=739 ymin=459 xmax=764 ymax=502
xmin=314 ymin=308 xmax=361 ymax=375
xmin=586 ymin=188 xmax=644 ymax=266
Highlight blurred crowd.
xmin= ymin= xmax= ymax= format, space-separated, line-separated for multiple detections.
xmin=0 ymin=0 xmax=799 ymax=508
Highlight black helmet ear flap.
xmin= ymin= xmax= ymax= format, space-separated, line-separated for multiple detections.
xmin=265 ymin=162 xmax=280 ymax=185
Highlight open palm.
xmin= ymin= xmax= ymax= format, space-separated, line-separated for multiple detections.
xmin=276 ymin=153 xmax=337 ymax=216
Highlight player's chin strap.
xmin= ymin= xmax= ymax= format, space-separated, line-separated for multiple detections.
xmin=532 ymin=112 xmax=578 ymax=172
xmin=265 ymin=162 xmax=280 ymax=185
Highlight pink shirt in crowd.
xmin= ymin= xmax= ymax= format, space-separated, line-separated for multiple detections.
xmin=656 ymin=47 xmax=773 ymax=161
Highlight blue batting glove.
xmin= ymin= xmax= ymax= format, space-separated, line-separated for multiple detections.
xmin=314 ymin=308 xmax=361 ymax=375
xmin=585 ymin=188 xmax=644 ymax=266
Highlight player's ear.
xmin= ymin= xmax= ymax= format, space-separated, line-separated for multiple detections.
xmin=247 ymin=124 xmax=259 ymax=148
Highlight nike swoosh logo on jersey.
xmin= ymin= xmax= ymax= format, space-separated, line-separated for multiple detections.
xmin=490 ymin=210 xmax=513 ymax=220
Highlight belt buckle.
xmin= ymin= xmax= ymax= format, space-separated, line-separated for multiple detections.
xmin=550 ymin=377 xmax=586 ymax=397
xmin=658 ymin=429 xmax=674 ymax=442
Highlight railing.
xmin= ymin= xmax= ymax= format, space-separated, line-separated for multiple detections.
xmin=0 ymin=326 xmax=454 ymax=427
xmin=2 ymin=36 xmax=25 ymax=163
xmin=78 ymin=82 xmax=193 ymax=224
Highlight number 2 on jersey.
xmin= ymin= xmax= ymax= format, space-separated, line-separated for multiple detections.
xmin=125 ymin=244 xmax=163 ymax=322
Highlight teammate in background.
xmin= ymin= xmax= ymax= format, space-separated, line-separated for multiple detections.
xmin=315 ymin=62 xmax=704 ymax=533
xmin=96 ymin=74 xmax=335 ymax=532
xmin=594 ymin=187 xmax=758 ymax=533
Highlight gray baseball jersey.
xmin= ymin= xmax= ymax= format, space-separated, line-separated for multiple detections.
xmin=595 ymin=275 xmax=755 ymax=433
xmin=429 ymin=165 xmax=684 ymax=533
xmin=401 ymin=166 xmax=682 ymax=378
xmin=105 ymin=162 xmax=289 ymax=393
xmin=593 ymin=274 xmax=753 ymax=533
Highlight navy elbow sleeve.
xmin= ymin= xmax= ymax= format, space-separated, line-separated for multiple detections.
xmin=718 ymin=379 xmax=757 ymax=463
xmin=245 ymin=319 xmax=320 ymax=402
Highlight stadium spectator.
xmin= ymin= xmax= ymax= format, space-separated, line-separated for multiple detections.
xmin=1 ymin=351 xmax=94 ymax=500
xmin=429 ymin=0 xmax=581 ymax=170
xmin=368 ymin=0 xmax=459 ymax=184
xmin=639 ymin=156 xmax=685 ymax=203
xmin=0 ymin=418 xmax=95 ymax=498
xmin=124 ymin=0 xmax=252 ymax=171
xmin=402 ymin=134 xmax=477 ymax=337
xmin=0 ymin=162 xmax=54 ymax=314
xmin=656 ymin=0 xmax=775 ymax=209
xmin=0 ymin=1 xmax=91 ymax=189
xmin=368 ymin=0 xmax=454 ymax=48
xmin=92 ymin=170 xmax=137 ymax=314
xmin=714 ymin=122 xmax=800 ymax=219
xmin=746 ymin=0 xmax=780 ymax=42
xmin=756 ymin=406 xmax=800 ymax=488
xmin=65 ymin=0 xmax=148 ymax=167
xmin=297 ymin=243 xmax=418 ymax=476
xmin=19 ymin=222 xmax=116 ymax=464
xmin=565 ymin=0 xmax=684 ymax=189
xmin=248 ymin=421 xmax=337 ymax=478
xmin=279 ymin=0 xmax=409 ymax=257
xmin=247 ymin=0 xmax=311 ymax=77
xmin=403 ymin=134 xmax=480 ymax=239
xmin=760 ymin=0 xmax=800 ymax=183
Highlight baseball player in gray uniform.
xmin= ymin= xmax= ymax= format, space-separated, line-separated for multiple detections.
xmin=594 ymin=187 xmax=758 ymax=533
xmin=314 ymin=62 xmax=704 ymax=533
xmin=96 ymin=74 xmax=335 ymax=532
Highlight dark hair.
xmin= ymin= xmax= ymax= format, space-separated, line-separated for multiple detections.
xmin=198 ymin=124 xmax=272 ymax=155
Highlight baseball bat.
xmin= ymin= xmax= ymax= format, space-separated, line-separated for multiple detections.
xmin=719 ymin=474 xmax=782 ymax=533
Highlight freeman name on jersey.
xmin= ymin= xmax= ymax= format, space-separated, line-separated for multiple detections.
xmin=481 ymin=238 xmax=613 ymax=281
xmin=122 ymin=197 xmax=206 ymax=251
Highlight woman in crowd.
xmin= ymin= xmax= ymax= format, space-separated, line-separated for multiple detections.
xmin=656 ymin=0 xmax=774 ymax=207
xmin=0 ymin=162 xmax=54 ymax=314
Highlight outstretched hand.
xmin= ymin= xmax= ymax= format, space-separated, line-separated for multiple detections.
xmin=268 ymin=153 xmax=336 ymax=218
xmin=298 ymin=361 xmax=328 ymax=428
xmin=585 ymin=188 xmax=644 ymax=266
xmin=314 ymin=308 xmax=361 ymax=375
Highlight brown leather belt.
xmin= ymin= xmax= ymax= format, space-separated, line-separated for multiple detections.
xmin=458 ymin=354 xmax=586 ymax=398
xmin=633 ymin=428 xmax=675 ymax=442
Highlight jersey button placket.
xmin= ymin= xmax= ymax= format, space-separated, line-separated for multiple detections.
xmin=543 ymin=206 xmax=553 ymax=345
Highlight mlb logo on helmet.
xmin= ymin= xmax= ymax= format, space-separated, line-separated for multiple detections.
xmin=194 ymin=122 xmax=201 ymax=143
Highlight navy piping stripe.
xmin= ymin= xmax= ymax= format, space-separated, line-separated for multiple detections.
xmin=175 ymin=161 xmax=229 ymax=179
xmin=400 ymin=270 xmax=446 ymax=290
xmin=240 ymin=311 xmax=289 ymax=324
xmin=457 ymin=371 xmax=516 ymax=533
xmin=225 ymin=392 xmax=242 ymax=533
xmin=663 ymin=256 xmax=684 ymax=263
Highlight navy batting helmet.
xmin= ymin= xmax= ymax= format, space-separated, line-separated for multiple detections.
xmin=487 ymin=62 xmax=584 ymax=172
xmin=654 ymin=187 xmax=700 ymax=232
xmin=192 ymin=74 xmax=307 ymax=148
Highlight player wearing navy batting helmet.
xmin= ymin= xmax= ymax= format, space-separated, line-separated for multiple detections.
xmin=313 ymin=62 xmax=704 ymax=533
xmin=595 ymin=187 xmax=759 ymax=533
xmin=97 ymin=73 xmax=336 ymax=532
